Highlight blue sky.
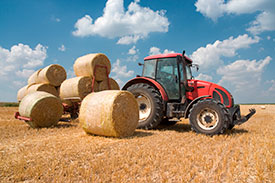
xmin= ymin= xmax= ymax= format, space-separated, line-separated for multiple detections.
xmin=0 ymin=0 xmax=274 ymax=103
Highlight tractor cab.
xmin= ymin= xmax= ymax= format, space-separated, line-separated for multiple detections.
xmin=142 ymin=53 xmax=193 ymax=102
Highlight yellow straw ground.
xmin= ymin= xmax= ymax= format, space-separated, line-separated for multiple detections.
xmin=0 ymin=105 xmax=274 ymax=182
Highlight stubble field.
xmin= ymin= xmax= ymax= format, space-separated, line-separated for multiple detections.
xmin=0 ymin=105 xmax=274 ymax=182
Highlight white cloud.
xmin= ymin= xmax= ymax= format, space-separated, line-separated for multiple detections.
xmin=265 ymin=80 xmax=275 ymax=96
xmin=246 ymin=11 xmax=275 ymax=35
xmin=58 ymin=44 xmax=66 ymax=52
xmin=149 ymin=47 xmax=161 ymax=55
xmin=67 ymin=69 xmax=75 ymax=79
xmin=72 ymin=0 xmax=169 ymax=44
xmin=0 ymin=43 xmax=47 ymax=88
xmin=126 ymin=46 xmax=139 ymax=62
xmin=0 ymin=43 xmax=47 ymax=78
xmin=149 ymin=46 xmax=175 ymax=55
xmin=126 ymin=55 xmax=139 ymax=62
xmin=117 ymin=35 xmax=142 ymax=45
xmin=190 ymin=34 xmax=259 ymax=70
xmin=195 ymin=0 xmax=275 ymax=34
xmin=111 ymin=59 xmax=134 ymax=78
xmin=217 ymin=56 xmax=271 ymax=94
xmin=195 ymin=0 xmax=226 ymax=22
xmin=128 ymin=46 xmax=138 ymax=55
xmin=16 ymin=69 xmax=35 ymax=78
xmin=195 ymin=73 xmax=213 ymax=81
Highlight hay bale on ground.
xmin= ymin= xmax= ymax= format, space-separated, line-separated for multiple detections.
xmin=37 ymin=64 xmax=67 ymax=86
xmin=59 ymin=76 xmax=93 ymax=100
xmin=28 ymin=69 xmax=42 ymax=85
xmin=17 ymin=85 xmax=29 ymax=102
xmin=27 ymin=83 xmax=59 ymax=97
xmin=98 ymin=78 xmax=120 ymax=91
xmin=79 ymin=90 xmax=139 ymax=137
xmin=19 ymin=91 xmax=63 ymax=128
xmin=74 ymin=53 xmax=111 ymax=81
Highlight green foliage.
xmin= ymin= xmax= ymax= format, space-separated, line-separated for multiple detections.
xmin=0 ymin=102 xmax=19 ymax=107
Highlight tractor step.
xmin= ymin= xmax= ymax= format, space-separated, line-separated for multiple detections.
xmin=166 ymin=103 xmax=186 ymax=118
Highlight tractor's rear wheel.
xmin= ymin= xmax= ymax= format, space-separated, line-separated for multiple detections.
xmin=189 ymin=99 xmax=229 ymax=135
xmin=127 ymin=83 xmax=163 ymax=129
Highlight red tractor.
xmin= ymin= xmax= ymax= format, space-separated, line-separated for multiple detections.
xmin=122 ymin=51 xmax=256 ymax=135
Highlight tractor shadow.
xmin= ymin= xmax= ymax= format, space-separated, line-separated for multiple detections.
xmin=225 ymin=128 xmax=249 ymax=135
xmin=156 ymin=123 xmax=249 ymax=135
xmin=156 ymin=123 xmax=192 ymax=133
xmin=127 ymin=131 xmax=154 ymax=139
xmin=53 ymin=121 xmax=78 ymax=128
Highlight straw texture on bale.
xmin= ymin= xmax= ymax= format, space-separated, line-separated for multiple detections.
xmin=27 ymin=83 xmax=59 ymax=97
xmin=19 ymin=91 xmax=63 ymax=128
xmin=79 ymin=90 xmax=139 ymax=137
xmin=37 ymin=64 xmax=67 ymax=86
xmin=59 ymin=76 xmax=93 ymax=100
xmin=98 ymin=78 xmax=120 ymax=91
xmin=74 ymin=53 xmax=111 ymax=81
xmin=17 ymin=85 xmax=29 ymax=102
xmin=28 ymin=69 xmax=42 ymax=85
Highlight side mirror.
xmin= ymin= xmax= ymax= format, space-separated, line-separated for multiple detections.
xmin=193 ymin=64 xmax=199 ymax=71
xmin=138 ymin=62 xmax=144 ymax=66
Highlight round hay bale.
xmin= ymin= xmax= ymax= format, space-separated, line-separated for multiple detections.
xmin=98 ymin=78 xmax=120 ymax=91
xmin=37 ymin=64 xmax=67 ymax=86
xmin=59 ymin=76 xmax=93 ymax=100
xmin=74 ymin=53 xmax=111 ymax=81
xmin=17 ymin=85 xmax=29 ymax=102
xmin=19 ymin=91 xmax=63 ymax=128
xmin=28 ymin=69 xmax=42 ymax=85
xmin=79 ymin=90 xmax=139 ymax=137
xmin=27 ymin=83 xmax=59 ymax=97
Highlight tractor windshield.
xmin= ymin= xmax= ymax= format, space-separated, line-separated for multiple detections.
xmin=143 ymin=59 xmax=157 ymax=79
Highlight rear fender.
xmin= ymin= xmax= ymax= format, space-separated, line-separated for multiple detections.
xmin=122 ymin=77 xmax=168 ymax=101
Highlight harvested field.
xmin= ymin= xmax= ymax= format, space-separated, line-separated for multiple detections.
xmin=0 ymin=105 xmax=274 ymax=182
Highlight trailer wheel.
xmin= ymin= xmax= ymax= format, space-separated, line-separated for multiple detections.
xmin=189 ymin=99 xmax=229 ymax=135
xmin=70 ymin=112 xmax=79 ymax=120
xmin=127 ymin=83 xmax=163 ymax=129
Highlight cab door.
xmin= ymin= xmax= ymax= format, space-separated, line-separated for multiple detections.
xmin=155 ymin=58 xmax=180 ymax=100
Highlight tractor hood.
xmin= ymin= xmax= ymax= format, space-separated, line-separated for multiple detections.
xmin=186 ymin=79 xmax=234 ymax=108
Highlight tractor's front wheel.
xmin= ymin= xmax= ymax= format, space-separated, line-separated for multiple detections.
xmin=189 ymin=99 xmax=229 ymax=135
xmin=127 ymin=83 xmax=163 ymax=129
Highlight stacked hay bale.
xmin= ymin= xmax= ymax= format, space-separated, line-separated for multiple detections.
xmin=59 ymin=53 xmax=120 ymax=101
xmin=79 ymin=90 xmax=139 ymax=137
xmin=19 ymin=91 xmax=63 ymax=128
xmin=17 ymin=64 xmax=67 ymax=102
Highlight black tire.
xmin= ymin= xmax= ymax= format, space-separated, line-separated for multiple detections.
xmin=227 ymin=124 xmax=234 ymax=130
xmin=160 ymin=117 xmax=178 ymax=126
xmin=127 ymin=83 xmax=163 ymax=129
xmin=189 ymin=99 xmax=230 ymax=135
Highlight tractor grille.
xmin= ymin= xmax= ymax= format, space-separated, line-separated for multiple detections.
xmin=213 ymin=91 xmax=221 ymax=102
xmin=213 ymin=88 xmax=229 ymax=106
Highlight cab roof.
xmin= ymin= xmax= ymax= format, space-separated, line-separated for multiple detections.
xmin=144 ymin=53 xmax=193 ymax=63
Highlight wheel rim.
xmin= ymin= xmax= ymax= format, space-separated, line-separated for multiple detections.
xmin=196 ymin=108 xmax=219 ymax=130
xmin=135 ymin=94 xmax=152 ymax=123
